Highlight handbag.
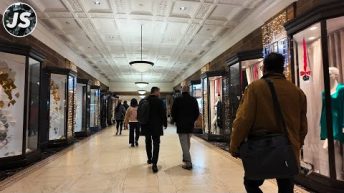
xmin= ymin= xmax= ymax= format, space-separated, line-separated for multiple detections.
xmin=239 ymin=78 xmax=299 ymax=180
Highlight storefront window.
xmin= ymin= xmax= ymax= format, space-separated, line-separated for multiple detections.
xmin=293 ymin=22 xmax=329 ymax=177
xmin=49 ymin=74 xmax=67 ymax=140
xmin=0 ymin=53 xmax=26 ymax=158
xmin=327 ymin=16 xmax=344 ymax=181
xmin=75 ymin=83 xmax=85 ymax=133
xmin=209 ymin=76 xmax=223 ymax=135
xmin=26 ymin=57 xmax=40 ymax=153
xmin=202 ymin=77 xmax=208 ymax=133
xmin=90 ymin=88 xmax=100 ymax=128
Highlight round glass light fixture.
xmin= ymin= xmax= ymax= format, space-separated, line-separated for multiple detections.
xmin=135 ymin=81 xmax=149 ymax=88
xmin=139 ymin=95 xmax=145 ymax=99
xmin=129 ymin=61 xmax=154 ymax=73
xmin=138 ymin=90 xmax=146 ymax=95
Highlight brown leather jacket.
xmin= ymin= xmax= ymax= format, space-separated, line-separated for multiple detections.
xmin=229 ymin=73 xmax=308 ymax=162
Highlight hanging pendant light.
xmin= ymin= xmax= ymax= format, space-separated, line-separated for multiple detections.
xmin=135 ymin=73 xmax=149 ymax=88
xmin=137 ymin=90 xmax=147 ymax=95
xmin=129 ymin=25 xmax=154 ymax=72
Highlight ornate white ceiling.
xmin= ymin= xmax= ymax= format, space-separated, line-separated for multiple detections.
xmin=22 ymin=0 xmax=267 ymax=83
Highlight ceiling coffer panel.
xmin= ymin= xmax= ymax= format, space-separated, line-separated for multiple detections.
xmin=31 ymin=0 xmax=267 ymax=83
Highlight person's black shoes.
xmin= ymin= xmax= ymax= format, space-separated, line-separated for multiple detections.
xmin=147 ymin=160 xmax=152 ymax=164
xmin=152 ymin=164 xmax=158 ymax=173
xmin=131 ymin=144 xmax=135 ymax=147
xmin=182 ymin=164 xmax=193 ymax=170
xmin=135 ymin=142 xmax=139 ymax=146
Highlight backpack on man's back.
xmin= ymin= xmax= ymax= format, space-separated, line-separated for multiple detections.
xmin=137 ymin=97 xmax=150 ymax=125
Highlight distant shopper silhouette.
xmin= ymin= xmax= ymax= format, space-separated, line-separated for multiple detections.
xmin=124 ymin=98 xmax=140 ymax=147
xmin=171 ymin=85 xmax=199 ymax=170
xmin=230 ymin=53 xmax=308 ymax=193
xmin=140 ymin=87 xmax=167 ymax=173
xmin=114 ymin=100 xmax=126 ymax=135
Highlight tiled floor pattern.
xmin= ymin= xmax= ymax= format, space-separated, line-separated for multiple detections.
xmin=0 ymin=126 xmax=309 ymax=193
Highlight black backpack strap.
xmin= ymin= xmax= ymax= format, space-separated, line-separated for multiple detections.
xmin=264 ymin=78 xmax=289 ymax=138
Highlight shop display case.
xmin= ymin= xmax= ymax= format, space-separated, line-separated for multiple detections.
xmin=43 ymin=67 xmax=76 ymax=146
xmin=0 ymin=44 xmax=44 ymax=168
xmin=74 ymin=79 xmax=90 ymax=137
xmin=100 ymin=92 xmax=109 ymax=129
xmin=189 ymin=80 xmax=203 ymax=133
xmin=90 ymin=86 xmax=100 ymax=132
xmin=200 ymin=71 xmax=227 ymax=141
xmin=285 ymin=1 xmax=344 ymax=191
xmin=226 ymin=50 xmax=264 ymax=136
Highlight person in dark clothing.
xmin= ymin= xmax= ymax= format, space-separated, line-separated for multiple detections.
xmin=115 ymin=100 xmax=126 ymax=135
xmin=171 ymin=85 xmax=199 ymax=170
xmin=141 ymin=87 xmax=167 ymax=173
xmin=123 ymin=100 xmax=129 ymax=110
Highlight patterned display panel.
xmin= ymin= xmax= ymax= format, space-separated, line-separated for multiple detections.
xmin=222 ymin=70 xmax=231 ymax=136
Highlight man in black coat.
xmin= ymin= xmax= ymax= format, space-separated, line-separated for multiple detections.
xmin=171 ymin=85 xmax=200 ymax=170
xmin=141 ymin=87 xmax=167 ymax=173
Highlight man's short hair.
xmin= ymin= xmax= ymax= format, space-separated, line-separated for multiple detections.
xmin=264 ymin=53 xmax=285 ymax=74
xmin=151 ymin=87 xmax=160 ymax=94
xmin=182 ymin=85 xmax=189 ymax=93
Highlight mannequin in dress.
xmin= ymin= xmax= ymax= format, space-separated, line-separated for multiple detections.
xmin=323 ymin=67 xmax=340 ymax=149
xmin=212 ymin=95 xmax=222 ymax=132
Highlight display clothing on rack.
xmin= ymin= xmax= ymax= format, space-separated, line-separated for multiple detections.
xmin=320 ymin=84 xmax=344 ymax=143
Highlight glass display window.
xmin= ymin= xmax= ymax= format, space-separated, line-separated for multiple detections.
xmin=90 ymin=86 xmax=100 ymax=131
xmin=74 ymin=79 xmax=91 ymax=137
xmin=46 ymin=69 xmax=76 ymax=145
xmin=226 ymin=51 xmax=263 ymax=135
xmin=285 ymin=2 xmax=344 ymax=190
xmin=49 ymin=74 xmax=67 ymax=141
xmin=327 ymin=16 xmax=344 ymax=181
xmin=189 ymin=80 xmax=203 ymax=132
xmin=0 ymin=53 xmax=26 ymax=158
xmin=0 ymin=45 xmax=43 ymax=167
xmin=201 ymin=71 xmax=226 ymax=141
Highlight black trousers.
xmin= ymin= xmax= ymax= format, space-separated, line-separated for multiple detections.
xmin=244 ymin=177 xmax=294 ymax=193
xmin=145 ymin=134 xmax=160 ymax=164
xmin=129 ymin=122 xmax=140 ymax=144
xmin=116 ymin=120 xmax=123 ymax=132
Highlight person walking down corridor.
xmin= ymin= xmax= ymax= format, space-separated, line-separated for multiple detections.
xmin=124 ymin=98 xmax=140 ymax=147
xmin=229 ymin=53 xmax=308 ymax=193
xmin=115 ymin=100 xmax=126 ymax=135
xmin=138 ymin=87 xmax=167 ymax=173
xmin=171 ymin=85 xmax=199 ymax=170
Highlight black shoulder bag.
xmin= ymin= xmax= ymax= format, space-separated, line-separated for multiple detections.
xmin=239 ymin=78 xmax=299 ymax=180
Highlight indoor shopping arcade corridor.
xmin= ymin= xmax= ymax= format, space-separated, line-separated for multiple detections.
xmin=0 ymin=126 xmax=307 ymax=193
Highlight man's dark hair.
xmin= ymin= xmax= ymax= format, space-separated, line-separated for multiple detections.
xmin=151 ymin=87 xmax=160 ymax=94
xmin=123 ymin=100 xmax=127 ymax=104
xmin=264 ymin=53 xmax=285 ymax=74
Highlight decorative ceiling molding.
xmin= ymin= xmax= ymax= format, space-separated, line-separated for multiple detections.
xmin=173 ymin=0 xmax=297 ymax=86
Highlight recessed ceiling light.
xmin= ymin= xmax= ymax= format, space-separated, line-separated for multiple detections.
xmin=308 ymin=36 xmax=316 ymax=40
xmin=94 ymin=0 xmax=101 ymax=5
xmin=309 ymin=26 xmax=317 ymax=31
xmin=180 ymin=6 xmax=187 ymax=11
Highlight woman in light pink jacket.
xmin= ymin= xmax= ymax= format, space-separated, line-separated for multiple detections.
xmin=124 ymin=98 xmax=140 ymax=147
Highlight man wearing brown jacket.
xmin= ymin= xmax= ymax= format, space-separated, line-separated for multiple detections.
xmin=229 ymin=53 xmax=308 ymax=193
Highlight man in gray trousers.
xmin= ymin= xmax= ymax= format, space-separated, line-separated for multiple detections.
xmin=171 ymin=85 xmax=200 ymax=170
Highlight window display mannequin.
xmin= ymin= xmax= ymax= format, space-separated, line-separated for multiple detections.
xmin=212 ymin=95 xmax=222 ymax=131
xmin=321 ymin=67 xmax=344 ymax=148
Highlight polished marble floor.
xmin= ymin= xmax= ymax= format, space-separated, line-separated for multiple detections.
xmin=0 ymin=126 xmax=308 ymax=193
